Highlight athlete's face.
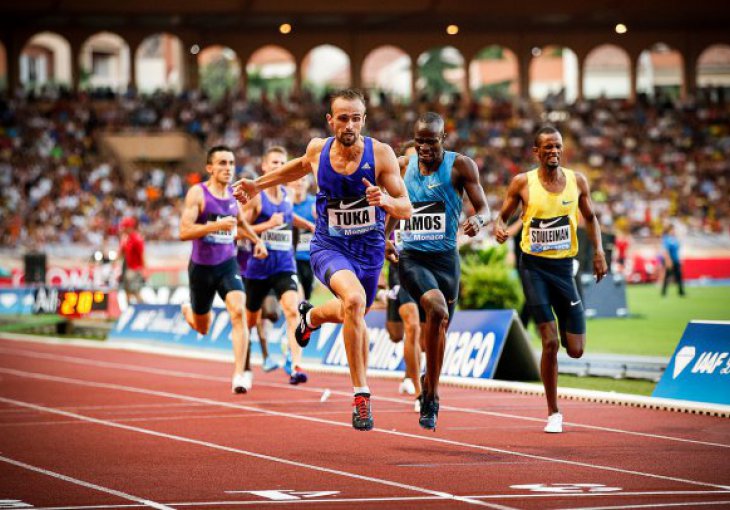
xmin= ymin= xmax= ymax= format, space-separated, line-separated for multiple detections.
xmin=327 ymin=97 xmax=366 ymax=147
xmin=534 ymin=132 xmax=563 ymax=170
xmin=262 ymin=150 xmax=287 ymax=174
xmin=413 ymin=122 xmax=445 ymax=165
xmin=207 ymin=150 xmax=235 ymax=184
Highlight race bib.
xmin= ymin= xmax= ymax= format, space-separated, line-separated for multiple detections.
xmin=262 ymin=226 xmax=293 ymax=251
xmin=296 ymin=231 xmax=313 ymax=252
xmin=528 ymin=215 xmax=571 ymax=253
xmin=400 ymin=201 xmax=446 ymax=242
xmin=326 ymin=196 xmax=376 ymax=237
xmin=203 ymin=215 xmax=236 ymax=244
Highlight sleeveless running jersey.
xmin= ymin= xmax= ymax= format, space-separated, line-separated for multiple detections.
xmin=401 ymin=151 xmax=462 ymax=252
xmin=293 ymin=193 xmax=316 ymax=262
xmin=244 ymin=186 xmax=296 ymax=278
xmin=313 ymin=136 xmax=386 ymax=269
xmin=191 ymin=183 xmax=238 ymax=266
xmin=520 ymin=168 xmax=579 ymax=258
xmin=236 ymin=240 xmax=251 ymax=275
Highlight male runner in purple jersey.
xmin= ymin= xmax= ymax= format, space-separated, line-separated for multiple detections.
xmin=233 ymin=89 xmax=411 ymax=431
xmin=241 ymin=146 xmax=315 ymax=386
xmin=180 ymin=145 xmax=267 ymax=394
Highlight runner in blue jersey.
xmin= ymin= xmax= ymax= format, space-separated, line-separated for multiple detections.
xmin=386 ymin=113 xmax=490 ymax=431
xmin=234 ymin=89 xmax=412 ymax=431
xmin=241 ymin=146 xmax=315 ymax=386
xmin=290 ymin=175 xmax=317 ymax=300
xmin=180 ymin=145 xmax=267 ymax=394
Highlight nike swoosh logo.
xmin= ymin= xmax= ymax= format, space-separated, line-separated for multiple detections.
xmin=562 ymin=200 xmax=574 ymax=205
xmin=412 ymin=204 xmax=435 ymax=214
xmin=571 ymin=300 xmax=581 ymax=306
xmin=538 ymin=218 xmax=562 ymax=228
xmin=339 ymin=199 xmax=364 ymax=209
xmin=427 ymin=183 xmax=441 ymax=189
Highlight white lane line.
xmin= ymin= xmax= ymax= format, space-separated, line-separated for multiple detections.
xmin=2 ymin=346 xmax=728 ymax=449
xmin=2 ymin=368 xmax=729 ymax=493
xmin=0 ymin=396 xmax=507 ymax=510
xmin=0 ymin=455 xmax=174 ymax=510
xmin=21 ymin=491 xmax=730 ymax=510
xmin=562 ymin=500 xmax=730 ymax=510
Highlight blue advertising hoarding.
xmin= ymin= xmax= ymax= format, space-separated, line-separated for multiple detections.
xmin=652 ymin=321 xmax=730 ymax=406
xmin=322 ymin=309 xmax=538 ymax=380
xmin=108 ymin=304 xmax=331 ymax=361
xmin=109 ymin=305 xmax=540 ymax=382
xmin=0 ymin=288 xmax=36 ymax=315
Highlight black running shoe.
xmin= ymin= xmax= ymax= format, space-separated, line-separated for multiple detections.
xmin=289 ymin=370 xmax=308 ymax=385
xmin=295 ymin=301 xmax=319 ymax=347
xmin=419 ymin=396 xmax=439 ymax=431
xmin=352 ymin=393 xmax=374 ymax=431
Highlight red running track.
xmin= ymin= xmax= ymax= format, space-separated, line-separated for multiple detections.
xmin=1 ymin=335 xmax=729 ymax=510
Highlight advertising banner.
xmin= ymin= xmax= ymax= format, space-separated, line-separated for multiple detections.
xmin=652 ymin=321 xmax=730 ymax=406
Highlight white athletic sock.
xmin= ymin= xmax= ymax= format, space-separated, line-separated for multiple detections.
xmin=353 ymin=386 xmax=370 ymax=395
xmin=305 ymin=310 xmax=313 ymax=327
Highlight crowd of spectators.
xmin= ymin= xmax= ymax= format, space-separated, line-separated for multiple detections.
xmin=0 ymin=87 xmax=728 ymax=252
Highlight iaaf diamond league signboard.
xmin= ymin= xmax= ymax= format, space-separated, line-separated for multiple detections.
xmin=322 ymin=310 xmax=539 ymax=381
xmin=653 ymin=321 xmax=730 ymax=406
xmin=109 ymin=305 xmax=539 ymax=382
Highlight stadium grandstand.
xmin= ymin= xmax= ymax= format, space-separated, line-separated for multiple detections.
xmin=0 ymin=3 xmax=729 ymax=507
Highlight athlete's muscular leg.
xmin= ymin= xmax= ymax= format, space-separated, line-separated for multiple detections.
xmin=328 ymin=270 xmax=369 ymax=387
xmin=182 ymin=304 xmax=212 ymax=335
xmin=419 ymin=289 xmax=449 ymax=400
xmin=563 ymin=332 xmax=585 ymax=359
xmin=244 ymin=309 xmax=262 ymax=371
xmin=537 ymin=321 xmax=560 ymax=415
xmin=308 ymin=297 xmax=345 ymax=326
xmin=226 ymin=291 xmax=248 ymax=375
xmin=400 ymin=302 xmax=422 ymax=395
xmin=280 ymin=289 xmax=303 ymax=367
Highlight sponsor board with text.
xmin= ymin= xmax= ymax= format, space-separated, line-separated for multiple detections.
xmin=652 ymin=321 xmax=730 ymax=405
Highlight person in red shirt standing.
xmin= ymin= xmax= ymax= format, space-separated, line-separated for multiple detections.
xmin=119 ymin=216 xmax=146 ymax=305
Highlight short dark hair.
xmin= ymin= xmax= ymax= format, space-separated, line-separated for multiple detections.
xmin=416 ymin=111 xmax=445 ymax=133
xmin=328 ymin=88 xmax=366 ymax=112
xmin=206 ymin=145 xmax=234 ymax=164
xmin=533 ymin=126 xmax=561 ymax=147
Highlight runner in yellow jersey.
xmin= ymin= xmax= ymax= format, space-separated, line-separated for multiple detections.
xmin=495 ymin=126 xmax=608 ymax=433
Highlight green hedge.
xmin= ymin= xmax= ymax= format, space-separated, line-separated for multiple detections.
xmin=459 ymin=244 xmax=523 ymax=311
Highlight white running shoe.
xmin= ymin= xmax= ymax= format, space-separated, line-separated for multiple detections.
xmin=232 ymin=372 xmax=247 ymax=394
xmin=242 ymin=370 xmax=253 ymax=391
xmin=399 ymin=378 xmax=416 ymax=395
xmin=544 ymin=412 xmax=563 ymax=433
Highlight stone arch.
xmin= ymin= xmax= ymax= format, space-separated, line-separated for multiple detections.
xmin=246 ymin=44 xmax=296 ymax=101
xmin=21 ymin=31 xmax=73 ymax=91
xmin=361 ymin=45 xmax=412 ymax=102
xmin=529 ymin=45 xmax=578 ymax=103
xmin=469 ymin=44 xmax=519 ymax=100
xmin=198 ymin=45 xmax=241 ymax=101
xmin=416 ymin=46 xmax=465 ymax=102
xmin=79 ymin=31 xmax=131 ymax=92
xmin=301 ymin=44 xmax=351 ymax=96
xmin=697 ymin=44 xmax=730 ymax=88
xmin=135 ymin=33 xmax=185 ymax=93
xmin=636 ymin=42 xmax=684 ymax=100
xmin=583 ymin=44 xmax=631 ymax=99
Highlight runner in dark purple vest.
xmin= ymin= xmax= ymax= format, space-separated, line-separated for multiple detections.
xmin=180 ymin=145 xmax=267 ymax=395
xmin=240 ymin=146 xmax=315 ymax=387
xmin=233 ymin=89 xmax=412 ymax=431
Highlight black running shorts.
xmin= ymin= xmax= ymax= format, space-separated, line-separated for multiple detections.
xmin=398 ymin=248 xmax=460 ymax=323
xmin=518 ymin=252 xmax=586 ymax=334
xmin=244 ymin=271 xmax=299 ymax=312
xmin=188 ymin=257 xmax=244 ymax=315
